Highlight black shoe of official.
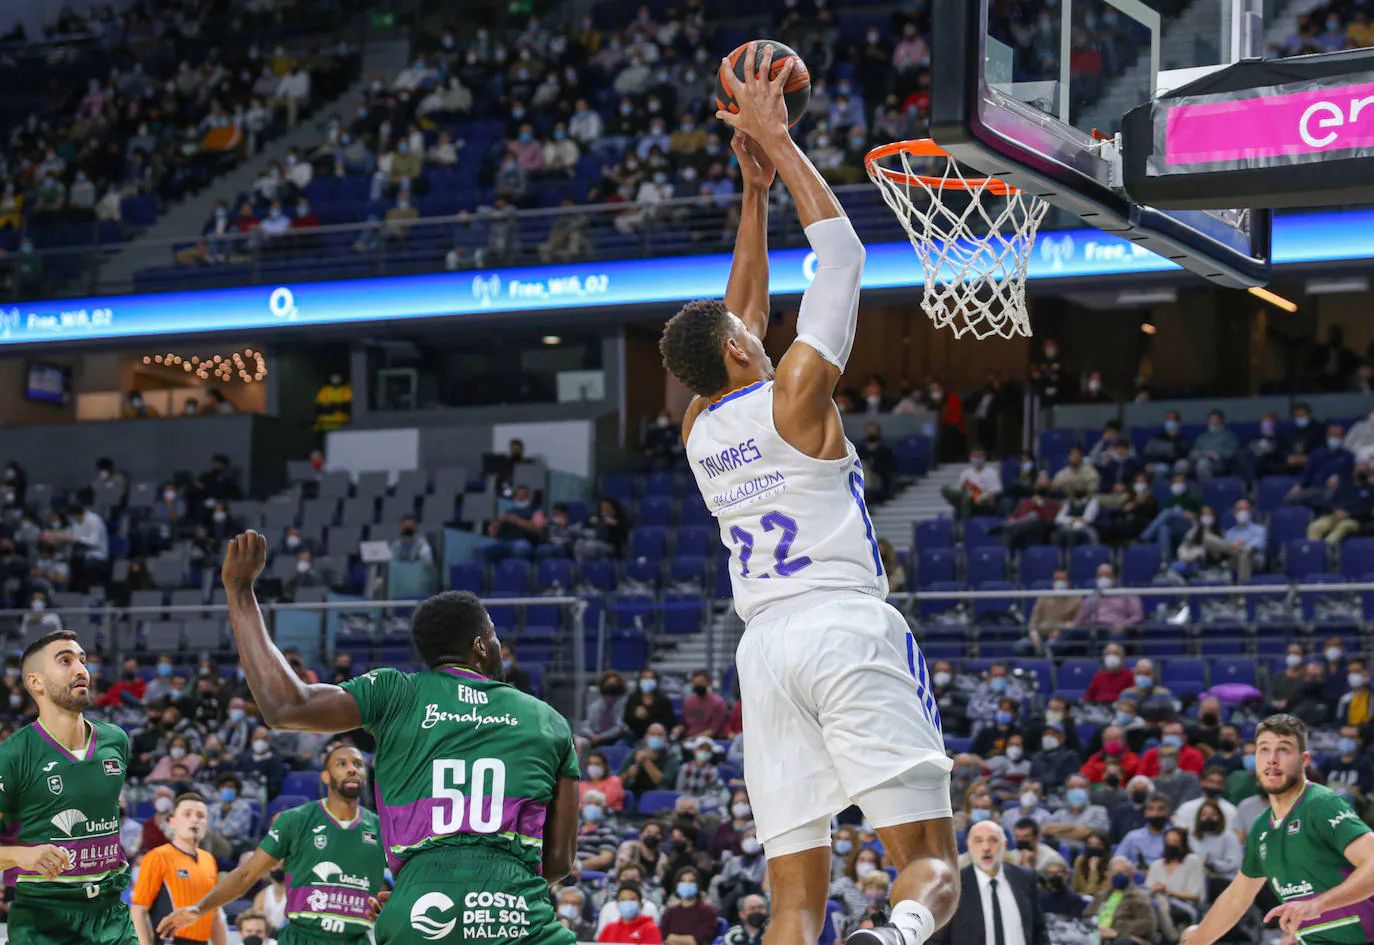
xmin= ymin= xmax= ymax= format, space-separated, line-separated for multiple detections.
xmin=845 ymin=924 xmax=910 ymax=945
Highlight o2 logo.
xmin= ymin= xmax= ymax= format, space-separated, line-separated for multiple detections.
xmin=269 ymin=287 xmax=298 ymax=321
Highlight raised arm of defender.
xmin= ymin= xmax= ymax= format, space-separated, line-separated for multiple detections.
xmin=716 ymin=42 xmax=863 ymax=460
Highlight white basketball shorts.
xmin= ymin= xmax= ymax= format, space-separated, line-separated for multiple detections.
xmin=735 ymin=595 xmax=953 ymax=856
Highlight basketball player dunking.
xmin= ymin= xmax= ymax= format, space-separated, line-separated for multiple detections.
xmin=659 ymin=43 xmax=959 ymax=945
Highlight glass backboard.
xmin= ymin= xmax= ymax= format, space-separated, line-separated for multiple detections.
xmin=930 ymin=0 xmax=1271 ymax=286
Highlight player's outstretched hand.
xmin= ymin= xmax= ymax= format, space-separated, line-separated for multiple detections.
xmin=366 ymin=889 xmax=391 ymax=922
xmin=732 ymin=131 xmax=775 ymax=190
xmin=156 ymin=906 xmax=204 ymax=937
xmin=715 ymin=41 xmax=792 ymax=142
xmin=1266 ymin=898 xmax=1323 ymax=934
xmin=221 ymin=530 xmax=268 ymax=590
xmin=15 ymin=844 xmax=71 ymax=879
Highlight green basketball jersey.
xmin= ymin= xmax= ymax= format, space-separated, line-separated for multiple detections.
xmin=1242 ymin=781 xmax=1374 ymax=943
xmin=0 ymin=719 xmax=130 ymax=905
xmin=257 ymin=799 xmax=386 ymax=938
xmin=339 ymin=667 xmax=579 ymax=876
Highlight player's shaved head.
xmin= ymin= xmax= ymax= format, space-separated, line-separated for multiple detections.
xmin=411 ymin=590 xmax=502 ymax=677
xmin=21 ymin=629 xmax=80 ymax=675
xmin=322 ymin=743 xmax=367 ymax=800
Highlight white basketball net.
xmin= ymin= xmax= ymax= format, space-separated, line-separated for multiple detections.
xmin=867 ymin=146 xmax=1050 ymax=340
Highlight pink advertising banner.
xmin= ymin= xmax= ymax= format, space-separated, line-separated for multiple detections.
xmin=1162 ymin=76 xmax=1374 ymax=168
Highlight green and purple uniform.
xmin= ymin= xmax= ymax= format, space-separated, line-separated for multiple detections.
xmin=257 ymin=799 xmax=386 ymax=944
xmin=0 ymin=719 xmax=136 ymax=945
xmin=340 ymin=667 xmax=579 ymax=945
xmin=1242 ymin=781 xmax=1374 ymax=943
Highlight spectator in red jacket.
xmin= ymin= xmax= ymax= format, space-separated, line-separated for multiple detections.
xmin=1080 ymin=726 xmax=1140 ymax=783
xmin=598 ymin=883 xmax=662 ymax=944
xmin=1136 ymin=720 xmax=1206 ymax=778
xmin=680 ymin=670 xmax=728 ymax=740
xmin=1083 ymin=643 xmax=1134 ymax=703
xmin=723 ymin=700 xmax=742 ymax=740
xmin=98 ymin=658 xmax=147 ymax=707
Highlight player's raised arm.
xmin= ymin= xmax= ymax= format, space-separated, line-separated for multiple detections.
xmin=221 ymin=532 xmax=362 ymax=733
xmin=722 ymin=131 xmax=774 ymax=340
xmin=717 ymin=42 xmax=862 ymax=459
xmin=156 ymin=848 xmax=279 ymax=938
xmin=1178 ymin=873 xmax=1266 ymax=945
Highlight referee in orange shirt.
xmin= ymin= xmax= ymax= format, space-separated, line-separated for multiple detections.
xmin=131 ymin=793 xmax=226 ymax=945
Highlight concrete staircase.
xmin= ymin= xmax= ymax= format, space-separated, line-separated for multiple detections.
xmin=96 ymin=39 xmax=411 ymax=290
xmin=870 ymin=465 xmax=964 ymax=549
xmin=650 ymin=602 xmax=741 ymax=679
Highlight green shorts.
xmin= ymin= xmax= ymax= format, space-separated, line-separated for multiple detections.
xmin=277 ymin=922 xmax=370 ymax=945
xmin=376 ymin=848 xmax=576 ymax=945
xmin=7 ymin=898 xmax=137 ymax=945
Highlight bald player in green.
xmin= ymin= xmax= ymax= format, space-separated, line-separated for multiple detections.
xmin=0 ymin=629 xmax=136 ymax=945
xmin=219 ymin=531 xmax=580 ymax=945
xmin=1183 ymin=714 xmax=1374 ymax=945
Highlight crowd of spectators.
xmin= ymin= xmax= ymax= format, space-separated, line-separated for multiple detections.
xmin=0 ymin=0 xmax=360 ymax=299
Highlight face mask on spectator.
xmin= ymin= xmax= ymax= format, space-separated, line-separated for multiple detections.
xmin=1043 ymin=736 xmax=1061 ymax=751
xmin=833 ymin=838 xmax=852 ymax=855
xmin=1160 ymin=756 xmax=1178 ymax=773
xmin=1133 ymin=481 xmax=1148 ymax=494
xmin=252 ymin=738 xmax=270 ymax=754
xmin=157 ymin=662 xmax=172 ymax=677
xmin=1351 ymin=673 xmax=1367 ymax=689
xmin=557 ymin=904 xmax=579 ymax=920
xmin=994 ymin=710 xmax=1013 ymax=726
xmin=855 ymin=862 xmax=876 ymax=879
xmin=1111 ymin=873 xmax=1130 ymax=891
xmin=1135 ymin=673 xmax=1152 ymax=689
xmin=1104 ymin=654 xmax=1121 ymax=670
xmin=646 ymin=735 xmax=665 ymax=751
xmin=676 ymin=881 xmax=698 ymax=900
xmin=229 ymin=708 xmax=245 ymax=722
xmin=169 ymin=746 xmax=186 ymax=759
xmin=586 ymin=764 xmax=604 ymax=780
xmin=1098 ymin=576 xmax=1113 ymax=590
xmin=694 ymin=749 xmax=712 ymax=764
xmin=988 ymin=676 xmax=1007 ymax=693
xmin=933 ymin=671 xmax=951 ymax=687
xmin=1046 ymin=710 xmax=1064 ymax=725
xmin=617 ymin=900 xmax=640 ymax=921
xmin=1170 ymin=481 xmax=1186 ymax=496
xmin=582 ymin=804 xmax=602 ymax=823
xmin=1164 ymin=420 xmax=1179 ymax=433
xmin=1328 ymin=647 xmax=1344 ymax=662
xmin=1243 ymin=754 xmax=1256 ymax=771
xmin=297 ymin=559 xmax=311 ymax=574
xmin=741 ymin=837 xmax=761 ymax=855
xmin=1067 ymin=787 xmax=1088 ymax=807
xmin=1162 ymin=734 xmax=1183 ymax=748
xmin=1340 ymin=737 xmax=1359 ymax=755
xmin=1019 ymin=791 xmax=1037 ymax=809
xmin=1005 ymin=744 xmax=1023 ymax=761
xmin=1235 ymin=509 xmax=1251 ymax=525
xmin=1295 ymin=415 xmax=1310 ymax=428
xmin=155 ymin=796 xmax=173 ymax=814
xmin=1053 ymin=579 xmax=1068 ymax=591
xmin=1115 ymin=711 xmax=1134 ymax=726
xmin=970 ymin=809 xmax=991 ymax=823
xmin=219 ymin=787 xmax=236 ymax=803
xmin=286 ymin=535 xmax=301 ymax=549
xmin=1200 ymin=513 xmax=1215 ymax=527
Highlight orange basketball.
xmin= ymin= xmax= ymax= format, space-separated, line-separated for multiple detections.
xmin=715 ymin=40 xmax=811 ymax=127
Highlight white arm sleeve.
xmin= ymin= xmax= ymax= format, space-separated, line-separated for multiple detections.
xmin=794 ymin=216 xmax=865 ymax=370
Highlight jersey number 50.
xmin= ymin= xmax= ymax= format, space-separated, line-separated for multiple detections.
xmin=432 ymin=758 xmax=508 ymax=834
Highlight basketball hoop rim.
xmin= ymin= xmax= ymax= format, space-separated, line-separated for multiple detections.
xmin=864 ymin=139 xmax=1021 ymax=196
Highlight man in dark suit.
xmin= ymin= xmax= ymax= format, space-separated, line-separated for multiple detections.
xmin=932 ymin=821 xmax=1048 ymax=945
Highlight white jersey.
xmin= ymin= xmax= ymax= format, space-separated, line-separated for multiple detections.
xmin=686 ymin=380 xmax=888 ymax=623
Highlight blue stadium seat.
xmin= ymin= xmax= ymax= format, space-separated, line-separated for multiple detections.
xmin=918 ymin=581 xmax=964 ymax=619
xmin=1257 ymin=477 xmax=1299 ymax=513
xmin=1054 ymin=659 xmax=1098 ymax=700
xmin=601 ymin=473 xmax=637 ymax=501
xmin=1018 ymin=658 xmax=1055 ymax=693
xmin=1284 ymin=539 xmax=1327 ymax=579
xmin=637 ymin=497 xmax=673 ymax=527
xmin=579 ymin=558 xmax=617 ymax=593
xmin=636 ymin=790 xmax=682 ymax=815
xmin=915 ymin=518 xmax=953 ymax=551
xmin=680 ymin=497 xmax=713 ymax=527
xmin=564 ymin=500 xmax=591 ymax=524
xmin=1271 ymin=506 xmax=1314 ymax=549
xmin=536 ymin=558 xmax=575 ymax=592
xmin=1210 ymin=658 xmax=1256 ymax=687
xmin=662 ymin=598 xmax=703 ymax=635
xmin=1039 ymin=428 xmax=1079 ymax=454
xmin=643 ymin=472 xmax=681 ymax=497
xmin=917 ymin=549 xmax=958 ymax=587
xmin=1161 ymin=658 xmax=1207 ymax=696
xmin=964 ymin=516 xmax=1003 ymax=549
xmin=629 ymin=527 xmax=669 ymax=560
xmin=1202 ymin=477 xmax=1245 ymax=513
xmin=894 ymin=435 xmax=932 ymax=476
xmin=972 ymin=580 xmax=1016 ymax=621
xmin=282 ymin=771 xmax=321 ymax=797
xmin=967 ymin=547 xmax=1009 ymax=585
xmin=492 ymin=559 xmax=531 ymax=594
xmin=675 ymin=526 xmax=713 ymax=558
xmin=668 ymin=557 xmax=707 ymax=587
xmin=449 ymin=563 xmax=485 ymax=594
xmin=623 ymin=558 xmax=661 ymax=589
xmin=1341 ymin=538 xmax=1374 ymax=577
xmin=1069 ymin=545 xmax=1112 ymax=585
xmin=267 ymin=794 xmax=310 ymax=820
xmin=1121 ymin=544 xmax=1164 ymax=587
xmin=1020 ymin=546 xmax=1061 ymax=586
xmin=1140 ymin=636 xmax=1187 ymax=658
xmin=610 ymin=598 xmax=656 ymax=630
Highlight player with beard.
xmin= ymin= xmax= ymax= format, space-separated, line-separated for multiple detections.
xmin=0 ymin=629 xmax=135 ymax=944
xmin=219 ymin=532 xmax=579 ymax=945
xmin=1182 ymin=714 xmax=1374 ymax=945
xmin=159 ymin=743 xmax=385 ymax=945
